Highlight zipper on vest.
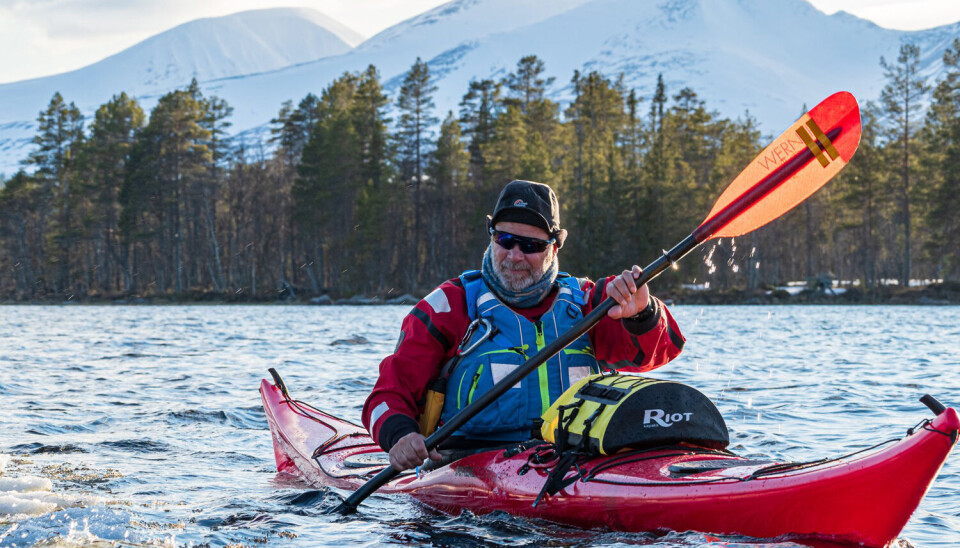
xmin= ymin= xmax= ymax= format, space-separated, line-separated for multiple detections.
xmin=467 ymin=363 xmax=485 ymax=404
xmin=456 ymin=366 xmax=471 ymax=409
xmin=479 ymin=345 xmax=529 ymax=357
xmin=562 ymin=345 xmax=595 ymax=357
xmin=534 ymin=320 xmax=550 ymax=415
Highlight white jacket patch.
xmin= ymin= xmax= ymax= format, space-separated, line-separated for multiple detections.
xmin=424 ymin=287 xmax=451 ymax=313
xmin=371 ymin=402 xmax=390 ymax=428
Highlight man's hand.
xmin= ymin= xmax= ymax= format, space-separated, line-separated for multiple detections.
xmin=389 ymin=432 xmax=442 ymax=472
xmin=606 ymin=265 xmax=650 ymax=319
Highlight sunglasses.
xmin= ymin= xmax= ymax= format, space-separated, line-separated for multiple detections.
xmin=489 ymin=228 xmax=556 ymax=254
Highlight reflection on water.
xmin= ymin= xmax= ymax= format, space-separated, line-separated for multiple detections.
xmin=1 ymin=305 xmax=958 ymax=546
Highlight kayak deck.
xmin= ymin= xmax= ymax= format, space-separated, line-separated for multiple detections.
xmin=261 ymin=377 xmax=958 ymax=547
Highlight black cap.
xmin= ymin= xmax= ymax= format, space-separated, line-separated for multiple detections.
xmin=487 ymin=180 xmax=567 ymax=248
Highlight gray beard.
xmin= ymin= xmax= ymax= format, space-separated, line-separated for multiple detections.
xmin=493 ymin=249 xmax=557 ymax=292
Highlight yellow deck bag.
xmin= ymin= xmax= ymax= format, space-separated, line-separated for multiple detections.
xmin=540 ymin=373 xmax=729 ymax=455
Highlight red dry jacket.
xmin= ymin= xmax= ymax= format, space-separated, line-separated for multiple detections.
xmin=362 ymin=275 xmax=685 ymax=450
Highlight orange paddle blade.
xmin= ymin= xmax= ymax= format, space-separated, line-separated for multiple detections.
xmin=698 ymin=91 xmax=861 ymax=240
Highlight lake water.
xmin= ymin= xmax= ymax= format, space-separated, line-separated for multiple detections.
xmin=1 ymin=304 xmax=958 ymax=547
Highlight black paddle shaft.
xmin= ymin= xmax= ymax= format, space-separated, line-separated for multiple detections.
xmin=333 ymin=234 xmax=700 ymax=514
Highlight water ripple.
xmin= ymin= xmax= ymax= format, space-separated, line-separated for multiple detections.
xmin=98 ymin=439 xmax=170 ymax=453
xmin=10 ymin=443 xmax=87 ymax=454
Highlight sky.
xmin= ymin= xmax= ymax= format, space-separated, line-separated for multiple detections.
xmin=0 ymin=0 xmax=958 ymax=84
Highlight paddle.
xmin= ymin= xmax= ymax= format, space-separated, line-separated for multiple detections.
xmin=332 ymin=91 xmax=862 ymax=515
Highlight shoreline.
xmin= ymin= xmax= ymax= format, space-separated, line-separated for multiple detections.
xmin=3 ymin=283 xmax=958 ymax=306
xmin=657 ymin=282 xmax=960 ymax=306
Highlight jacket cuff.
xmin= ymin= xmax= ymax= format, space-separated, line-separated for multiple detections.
xmin=377 ymin=414 xmax=420 ymax=452
xmin=622 ymin=296 xmax=661 ymax=335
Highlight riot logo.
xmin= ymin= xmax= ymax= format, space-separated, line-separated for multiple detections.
xmin=643 ymin=409 xmax=694 ymax=428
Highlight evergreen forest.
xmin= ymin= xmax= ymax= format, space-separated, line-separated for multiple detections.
xmin=1 ymin=42 xmax=959 ymax=302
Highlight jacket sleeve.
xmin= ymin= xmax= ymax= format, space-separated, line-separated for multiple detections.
xmin=581 ymin=276 xmax=685 ymax=372
xmin=361 ymin=280 xmax=469 ymax=451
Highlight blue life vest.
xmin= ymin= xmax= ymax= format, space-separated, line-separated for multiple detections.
xmin=439 ymin=271 xmax=601 ymax=441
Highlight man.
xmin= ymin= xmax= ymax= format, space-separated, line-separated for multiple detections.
xmin=362 ymin=180 xmax=685 ymax=471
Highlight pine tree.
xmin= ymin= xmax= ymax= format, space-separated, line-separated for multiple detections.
xmin=268 ymin=92 xmax=322 ymax=291
xmin=561 ymin=71 xmax=627 ymax=276
xmin=294 ymin=72 xmax=361 ymax=292
xmin=483 ymin=104 xmax=528 ymax=185
xmin=198 ymin=91 xmax=233 ymax=293
xmin=351 ymin=65 xmax=395 ymax=292
xmin=923 ymin=38 xmax=960 ymax=280
xmin=118 ymin=126 xmax=157 ymax=294
xmin=0 ymin=171 xmax=45 ymax=297
xmin=427 ymin=112 xmax=471 ymax=278
xmin=270 ymin=93 xmax=322 ymax=170
xmin=269 ymin=100 xmax=296 ymax=165
xmin=353 ymin=65 xmax=391 ymax=190
xmin=459 ymin=79 xmax=501 ymax=188
xmin=26 ymin=93 xmax=85 ymax=294
xmin=880 ymin=43 xmax=929 ymax=287
xmin=647 ymin=74 xmax=668 ymax=250
xmin=85 ymin=93 xmax=145 ymax=293
xmin=622 ymin=89 xmax=646 ymax=252
xmin=395 ymin=58 xmax=439 ymax=286
xmin=122 ymin=85 xmax=211 ymax=293
xmin=507 ymin=56 xmax=561 ymax=147
xmin=834 ymin=105 xmax=887 ymax=288
xmin=503 ymin=55 xmax=555 ymax=115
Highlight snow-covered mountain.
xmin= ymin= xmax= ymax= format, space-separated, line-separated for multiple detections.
xmin=83 ymin=8 xmax=363 ymax=90
xmin=0 ymin=7 xmax=362 ymax=174
xmin=1 ymin=0 xmax=957 ymax=177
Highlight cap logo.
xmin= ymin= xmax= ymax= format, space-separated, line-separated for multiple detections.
xmin=513 ymin=199 xmax=527 ymax=207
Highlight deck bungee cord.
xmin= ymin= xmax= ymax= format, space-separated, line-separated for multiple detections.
xmin=268 ymin=368 xmax=384 ymax=481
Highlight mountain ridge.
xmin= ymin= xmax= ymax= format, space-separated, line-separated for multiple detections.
xmin=1 ymin=0 xmax=957 ymax=176
xmin=0 ymin=8 xmax=360 ymax=115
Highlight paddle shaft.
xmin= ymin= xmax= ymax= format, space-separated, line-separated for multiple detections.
xmin=335 ymin=121 xmax=838 ymax=514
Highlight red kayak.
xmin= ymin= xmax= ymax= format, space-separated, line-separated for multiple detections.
xmin=261 ymin=372 xmax=957 ymax=547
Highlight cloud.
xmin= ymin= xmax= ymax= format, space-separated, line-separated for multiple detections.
xmin=807 ymin=0 xmax=960 ymax=30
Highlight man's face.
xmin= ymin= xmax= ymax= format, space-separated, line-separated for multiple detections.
xmin=491 ymin=221 xmax=557 ymax=292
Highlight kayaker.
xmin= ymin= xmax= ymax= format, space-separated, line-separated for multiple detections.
xmin=362 ymin=180 xmax=685 ymax=471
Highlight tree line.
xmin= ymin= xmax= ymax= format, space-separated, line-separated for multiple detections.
xmin=1 ymin=41 xmax=958 ymax=301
